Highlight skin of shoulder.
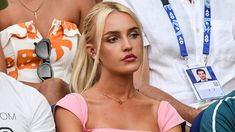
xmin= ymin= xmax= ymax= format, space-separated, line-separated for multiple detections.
xmin=137 ymin=90 xmax=161 ymax=108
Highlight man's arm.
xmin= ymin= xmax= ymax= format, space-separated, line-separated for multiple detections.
xmin=140 ymin=85 xmax=201 ymax=123
xmin=134 ymin=48 xmax=201 ymax=123
xmin=39 ymin=78 xmax=70 ymax=105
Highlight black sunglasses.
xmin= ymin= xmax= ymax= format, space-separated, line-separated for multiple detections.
xmin=34 ymin=39 xmax=54 ymax=81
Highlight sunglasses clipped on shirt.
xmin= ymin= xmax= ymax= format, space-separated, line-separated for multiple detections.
xmin=34 ymin=39 xmax=54 ymax=81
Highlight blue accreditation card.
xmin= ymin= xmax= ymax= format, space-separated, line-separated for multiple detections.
xmin=185 ymin=66 xmax=225 ymax=101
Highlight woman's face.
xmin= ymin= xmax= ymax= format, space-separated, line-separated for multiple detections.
xmin=99 ymin=11 xmax=143 ymax=75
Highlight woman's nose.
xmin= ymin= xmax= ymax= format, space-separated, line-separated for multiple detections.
xmin=122 ymin=38 xmax=133 ymax=51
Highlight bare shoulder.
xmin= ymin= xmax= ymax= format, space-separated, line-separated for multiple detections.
xmin=66 ymin=0 xmax=95 ymax=9
xmin=80 ymin=88 xmax=103 ymax=104
xmin=136 ymin=91 xmax=161 ymax=109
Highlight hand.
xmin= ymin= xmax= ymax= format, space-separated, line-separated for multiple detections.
xmin=39 ymin=78 xmax=71 ymax=105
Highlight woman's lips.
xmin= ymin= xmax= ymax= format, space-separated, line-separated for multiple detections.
xmin=121 ymin=54 xmax=137 ymax=62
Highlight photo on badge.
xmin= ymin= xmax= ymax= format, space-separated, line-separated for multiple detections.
xmin=185 ymin=66 xmax=225 ymax=101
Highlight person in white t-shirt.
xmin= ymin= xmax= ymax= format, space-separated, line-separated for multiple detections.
xmin=104 ymin=0 xmax=235 ymax=123
xmin=0 ymin=72 xmax=55 ymax=132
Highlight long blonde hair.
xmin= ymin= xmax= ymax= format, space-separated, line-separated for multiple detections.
xmin=71 ymin=2 xmax=143 ymax=93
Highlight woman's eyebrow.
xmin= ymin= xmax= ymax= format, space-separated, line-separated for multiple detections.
xmin=104 ymin=26 xmax=139 ymax=36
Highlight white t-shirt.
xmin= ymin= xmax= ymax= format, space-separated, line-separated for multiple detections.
xmin=0 ymin=72 xmax=55 ymax=132
xmin=105 ymin=0 xmax=235 ymax=105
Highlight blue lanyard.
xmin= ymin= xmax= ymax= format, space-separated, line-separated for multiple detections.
xmin=203 ymin=0 xmax=211 ymax=55
xmin=161 ymin=0 xmax=211 ymax=58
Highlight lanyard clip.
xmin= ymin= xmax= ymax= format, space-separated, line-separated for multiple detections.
xmin=182 ymin=56 xmax=189 ymax=67
xmin=204 ymin=55 xmax=208 ymax=65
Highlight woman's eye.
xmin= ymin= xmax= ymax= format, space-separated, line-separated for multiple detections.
xmin=107 ymin=36 xmax=118 ymax=43
xmin=129 ymin=31 xmax=140 ymax=39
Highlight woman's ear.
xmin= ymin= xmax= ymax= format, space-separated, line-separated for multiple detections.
xmin=86 ymin=43 xmax=96 ymax=59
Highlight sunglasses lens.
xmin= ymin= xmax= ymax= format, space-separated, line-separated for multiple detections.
xmin=35 ymin=41 xmax=50 ymax=59
xmin=35 ymin=39 xmax=53 ymax=81
xmin=37 ymin=63 xmax=53 ymax=80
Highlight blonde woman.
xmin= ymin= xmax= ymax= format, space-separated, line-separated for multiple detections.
xmin=55 ymin=2 xmax=184 ymax=132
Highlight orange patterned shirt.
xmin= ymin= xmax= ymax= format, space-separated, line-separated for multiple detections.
xmin=0 ymin=19 xmax=80 ymax=83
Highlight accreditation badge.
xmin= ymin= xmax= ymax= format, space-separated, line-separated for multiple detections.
xmin=184 ymin=66 xmax=224 ymax=101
